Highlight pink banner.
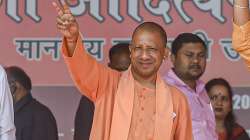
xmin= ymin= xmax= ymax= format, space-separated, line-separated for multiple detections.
xmin=1 ymin=0 xmax=249 ymax=86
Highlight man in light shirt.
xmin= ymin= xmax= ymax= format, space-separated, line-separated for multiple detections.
xmin=0 ymin=65 xmax=16 ymax=140
xmin=164 ymin=33 xmax=218 ymax=140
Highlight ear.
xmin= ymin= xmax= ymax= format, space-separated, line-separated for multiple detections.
xmin=164 ymin=47 xmax=170 ymax=58
xmin=129 ymin=44 xmax=133 ymax=53
xmin=9 ymin=81 xmax=18 ymax=95
xmin=170 ymin=53 xmax=176 ymax=64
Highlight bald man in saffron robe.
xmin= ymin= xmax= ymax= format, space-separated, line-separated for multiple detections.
xmin=53 ymin=2 xmax=193 ymax=140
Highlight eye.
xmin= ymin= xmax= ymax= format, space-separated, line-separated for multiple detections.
xmin=198 ymin=53 xmax=206 ymax=58
xmin=221 ymin=96 xmax=229 ymax=102
xmin=134 ymin=46 xmax=142 ymax=51
xmin=185 ymin=53 xmax=193 ymax=58
xmin=148 ymin=48 xmax=158 ymax=53
xmin=210 ymin=95 xmax=217 ymax=101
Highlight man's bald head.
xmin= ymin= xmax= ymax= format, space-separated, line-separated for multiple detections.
xmin=132 ymin=22 xmax=167 ymax=47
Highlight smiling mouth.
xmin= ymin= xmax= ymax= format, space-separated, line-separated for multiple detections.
xmin=139 ymin=62 xmax=153 ymax=68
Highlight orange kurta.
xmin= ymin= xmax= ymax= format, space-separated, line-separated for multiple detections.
xmin=232 ymin=21 xmax=250 ymax=70
xmin=62 ymin=35 xmax=193 ymax=140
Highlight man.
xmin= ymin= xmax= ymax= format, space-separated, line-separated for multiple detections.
xmin=74 ymin=43 xmax=131 ymax=140
xmin=0 ymin=65 xmax=15 ymax=140
xmin=232 ymin=0 xmax=250 ymax=70
xmin=164 ymin=33 xmax=218 ymax=140
xmin=53 ymin=2 xmax=193 ymax=140
xmin=5 ymin=66 xmax=58 ymax=140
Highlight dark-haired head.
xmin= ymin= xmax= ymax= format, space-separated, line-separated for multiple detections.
xmin=5 ymin=66 xmax=32 ymax=91
xmin=170 ymin=33 xmax=207 ymax=84
xmin=171 ymin=33 xmax=206 ymax=56
xmin=205 ymin=78 xmax=235 ymax=139
xmin=5 ymin=66 xmax=32 ymax=103
xmin=108 ymin=43 xmax=131 ymax=72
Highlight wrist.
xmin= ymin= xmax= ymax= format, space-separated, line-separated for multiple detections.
xmin=66 ymin=36 xmax=78 ymax=44
xmin=234 ymin=0 xmax=249 ymax=7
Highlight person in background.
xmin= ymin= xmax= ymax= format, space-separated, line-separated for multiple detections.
xmin=0 ymin=65 xmax=16 ymax=140
xmin=164 ymin=33 xmax=218 ymax=140
xmin=206 ymin=78 xmax=250 ymax=140
xmin=5 ymin=66 xmax=58 ymax=140
xmin=232 ymin=0 xmax=250 ymax=70
xmin=74 ymin=43 xmax=130 ymax=140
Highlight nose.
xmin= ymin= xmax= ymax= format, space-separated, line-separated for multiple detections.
xmin=215 ymin=98 xmax=223 ymax=106
xmin=140 ymin=49 xmax=150 ymax=59
xmin=192 ymin=56 xmax=199 ymax=63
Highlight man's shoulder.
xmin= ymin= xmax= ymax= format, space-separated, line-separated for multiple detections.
xmin=165 ymin=83 xmax=189 ymax=112
xmin=28 ymin=98 xmax=54 ymax=116
xmin=166 ymin=83 xmax=187 ymax=101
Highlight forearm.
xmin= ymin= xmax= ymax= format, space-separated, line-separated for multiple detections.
xmin=234 ymin=0 xmax=250 ymax=26
xmin=64 ymin=33 xmax=79 ymax=57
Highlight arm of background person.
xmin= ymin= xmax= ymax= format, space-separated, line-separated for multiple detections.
xmin=232 ymin=0 xmax=250 ymax=70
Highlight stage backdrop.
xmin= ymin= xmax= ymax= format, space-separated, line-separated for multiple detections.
xmin=1 ymin=0 xmax=249 ymax=140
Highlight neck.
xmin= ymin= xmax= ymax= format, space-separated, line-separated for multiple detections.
xmin=216 ymin=118 xmax=225 ymax=132
xmin=173 ymin=69 xmax=197 ymax=90
xmin=132 ymin=70 xmax=157 ymax=89
xmin=183 ymin=79 xmax=196 ymax=90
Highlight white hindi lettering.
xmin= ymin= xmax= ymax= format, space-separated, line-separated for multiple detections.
xmin=63 ymin=0 xmax=104 ymax=22
xmin=14 ymin=39 xmax=42 ymax=60
xmin=4 ymin=0 xmax=232 ymax=24
xmin=14 ymin=38 xmax=105 ymax=61
xmin=6 ymin=0 xmax=41 ymax=23
xmin=83 ymin=38 xmax=105 ymax=61
xmin=193 ymin=0 xmax=226 ymax=23
xmin=143 ymin=0 xmax=172 ymax=23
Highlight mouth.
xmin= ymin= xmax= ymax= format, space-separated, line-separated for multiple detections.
xmin=138 ymin=62 xmax=153 ymax=69
xmin=189 ymin=67 xmax=202 ymax=73
xmin=214 ymin=107 xmax=223 ymax=112
xmin=189 ymin=64 xmax=201 ymax=69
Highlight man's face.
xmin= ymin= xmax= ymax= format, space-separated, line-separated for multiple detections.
xmin=109 ymin=52 xmax=131 ymax=72
xmin=208 ymin=85 xmax=231 ymax=120
xmin=172 ymin=42 xmax=206 ymax=81
xmin=6 ymin=76 xmax=17 ymax=102
xmin=130 ymin=30 xmax=167 ymax=79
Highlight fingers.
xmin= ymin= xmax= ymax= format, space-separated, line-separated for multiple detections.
xmin=63 ymin=3 xmax=71 ymax=14
xmin=57 ymin=14 xmax=75 ymax=25
xmin=57 ymin=24 xmax=67 ymax=30
xmin=52 ymin=2 xmax=64 ymax=17
xmin=57 ymin=16 xmax=65 ymax=25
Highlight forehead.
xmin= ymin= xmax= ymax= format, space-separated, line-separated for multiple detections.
xmin=132 ymin=30 xmax=164 ymax=48
xmin=209 ymin=85 xmax=229 ymax=96
xmin=178 ymin=42 xmax=206 ymax=53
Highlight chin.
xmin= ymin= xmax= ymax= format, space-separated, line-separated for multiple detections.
xmin=215 ymin=114 xmax=226 ymax=120
xmin=190 ymin=74 xmax=202 ymax=80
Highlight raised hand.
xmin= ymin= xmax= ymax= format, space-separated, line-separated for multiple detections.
xmin=233 ymin=0 xmax=250 ymax=26
xmin=53 ymin=1 xmax=79 ymax=42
